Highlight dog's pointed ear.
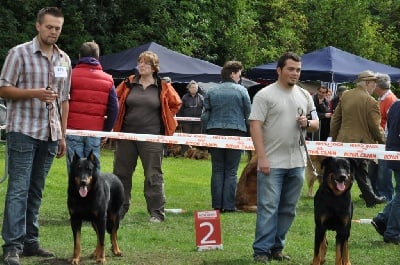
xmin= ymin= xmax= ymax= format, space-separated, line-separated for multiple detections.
xmin=321 ymin=157 xmax=332 ymax=170
xmin=88 ymin=150 xmax=100 ymax=168
xmin=72 ymin=151 xmax=80 ymax=162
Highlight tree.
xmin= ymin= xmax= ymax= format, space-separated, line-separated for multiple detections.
xmin=0 ymin=0 xmax=399 ymax=72
xmin=302 ymin=0 xmax=397 ymax=66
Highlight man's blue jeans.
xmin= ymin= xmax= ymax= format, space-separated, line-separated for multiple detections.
xmin=253 ymin=167 xmax=304 ymax=256
xmin=2 ymin=132 xmax=58 ymax=253
xmin=375 ymin=170 xmax=400 ymax=239
xmin=209 ymin=147 xmax=242 ymax=211
xmin=368 ymin=159 xmax=393 ymax=200
xmin=66 ymin=135 xmax=101 ymax=175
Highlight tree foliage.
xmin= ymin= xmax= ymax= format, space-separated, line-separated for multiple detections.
xmin=0 ymin=0 xmax=399 ymax=74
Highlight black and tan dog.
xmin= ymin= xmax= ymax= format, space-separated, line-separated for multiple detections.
xmin=67 ymin=151 xmax=124 ymax=265
xmin=312 ymin=157 xmax=356 ymax=265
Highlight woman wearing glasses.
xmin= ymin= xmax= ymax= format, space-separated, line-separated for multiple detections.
xmin=112 ymin=51 xmax=182 ymax=223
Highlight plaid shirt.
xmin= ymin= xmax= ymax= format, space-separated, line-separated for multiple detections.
xmin=0 ymin=36 xmax=71 ymax=141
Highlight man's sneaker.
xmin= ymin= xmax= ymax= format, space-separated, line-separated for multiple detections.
xmin=149 ymin=216 xmax=162 ymax=223
xmin=22 ymin=246 xmax=55 ymax=257
xmin=253 ymin=254 xmax=270 ymax=264
xmin=3 ymin=250 xmax=20 ymax=265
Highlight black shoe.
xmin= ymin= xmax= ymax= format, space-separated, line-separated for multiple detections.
xmin=366 ymin=196 xmax=387 ymax=208
xmin=371 ymin=218 xmax=386 ymax=236
xmin=221 ymin=209 xmax=237 ymax=213
xmin=384 ymin=236 xmax=400 ymax=245
xmin=271 ymin=251 xmax=291 ymax=261
xmin=3 ymin=250 xmax=20 ymax=265
xmin=22 ymin=246 xmax=55 ymax=257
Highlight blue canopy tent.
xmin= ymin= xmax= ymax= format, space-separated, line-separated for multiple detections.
xmin=246 ymin=46 xmax=400 ymax=83
xmin=99 ymin=42 xmax=222 ymax=83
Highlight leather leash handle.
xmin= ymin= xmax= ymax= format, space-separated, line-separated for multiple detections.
xmin=299 ymin=124 xmax=319 ymax=177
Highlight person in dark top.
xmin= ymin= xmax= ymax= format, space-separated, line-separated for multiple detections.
xmin=178 ymin=80 xmax=204 ymax=155
xmin=372 ymin=100 xmax=400 ymax=244
xmin=330 ymin=85 xmax=348 ymax=113
xmin=313 ymin=85 xmax=332 ymax=141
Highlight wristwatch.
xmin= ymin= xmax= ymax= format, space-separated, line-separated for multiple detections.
xmin=306 ymin=120 xmax=310 ymax=128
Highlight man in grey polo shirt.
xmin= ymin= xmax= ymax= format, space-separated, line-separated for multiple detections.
xmin=250 ymin=52 xmax=319 ymax=263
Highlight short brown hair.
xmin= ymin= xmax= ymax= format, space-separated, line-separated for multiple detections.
xmin=277 ymin=52 xmax=301 ymax=69
xmin=36 ymin=7 xmax=64 ymax=24
xmin=221 ymin=61 xmax=243 ymax=81
xmin=138 ymin=51 xmax=160 ymax=73
xmin=79 ymin=41 xmax=100 ymax=58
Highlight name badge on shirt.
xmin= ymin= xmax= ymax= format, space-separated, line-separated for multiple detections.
xmin=54 ymin=66 xmax=67 ymax=78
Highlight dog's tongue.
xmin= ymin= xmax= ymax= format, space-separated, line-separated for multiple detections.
xmin=337 ymin=182 xmax=345 ymax=191
xmin=79 ymin=186 xmax=88 ymax=197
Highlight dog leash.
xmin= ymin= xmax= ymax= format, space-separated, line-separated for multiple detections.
xmin=297 ymin=107 xmax=319 ymax=177
xmin=46 ymin=86 xmax=63 ymax=127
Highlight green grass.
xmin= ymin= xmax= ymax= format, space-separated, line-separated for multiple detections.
xmin=0 ymin=143 xmax=399 ymax=264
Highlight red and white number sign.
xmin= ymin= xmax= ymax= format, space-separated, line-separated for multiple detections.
xmin=194 ymin=210 xmax=223 ymax=251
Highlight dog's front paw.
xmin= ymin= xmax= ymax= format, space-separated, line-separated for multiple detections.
xmin=112 ymin=248 xmax=123 ymax=257
xmin=96 ymin=257 xmax=106 ymax=264
xmin=111 ymin=241 xmax=123 ymax=256
xmin=71 ymin=257 xmax=80 ymax=265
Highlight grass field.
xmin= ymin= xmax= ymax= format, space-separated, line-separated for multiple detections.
xmin=0 ymin=144 xmax=398 ymax=264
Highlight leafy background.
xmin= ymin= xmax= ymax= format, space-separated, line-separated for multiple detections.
xmin=0 ymin=0 xmax=399 ymax=72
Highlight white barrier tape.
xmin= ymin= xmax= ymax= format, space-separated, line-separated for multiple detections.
xmin=306 ymin=141 xmax=384 ymax=151
xmin=175 ymin=117 xmax=201 ymax=122
xmin=67 ymin=130 xmax=255 ymax=150
xmin=66 ymin=129 xmax=400 ymax=160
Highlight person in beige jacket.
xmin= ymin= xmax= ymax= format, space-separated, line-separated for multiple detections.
xmin=330 ymin=70 xmax=386 ymax=207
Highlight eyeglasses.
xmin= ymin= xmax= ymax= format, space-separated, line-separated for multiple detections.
xmin=138 ymin=62 xmax=152 ymax=66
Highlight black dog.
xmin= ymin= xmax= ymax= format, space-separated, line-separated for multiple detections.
xmin=312 ymin=157 xmax=356 ymax=265
xmin=67 ymin=151 xmax=124 ymax=265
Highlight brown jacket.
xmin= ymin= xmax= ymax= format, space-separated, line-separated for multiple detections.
xmin=330 ymin=86 xmax=384 ymax=144
xmin=113 ymin=75 xmax=182 ymax=136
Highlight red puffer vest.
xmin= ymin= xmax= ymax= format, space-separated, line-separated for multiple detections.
xmin=67 ymin=63 xmax=113 ymax=131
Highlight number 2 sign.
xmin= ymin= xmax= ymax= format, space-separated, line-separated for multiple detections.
xmin=194 ymin=210 xmax=223 ymax=251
